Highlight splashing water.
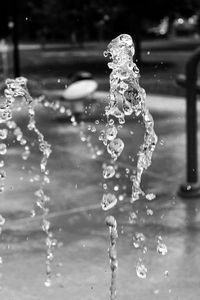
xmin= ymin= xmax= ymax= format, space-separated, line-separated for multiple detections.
xmin=101 ymin=193 xmax=118 ymax=211
xmin=104 ymin=34 xmax=157 ymax=203
xmin=101 ymin=34 xmax=158 ymax=295
xmin=3 ymin=77 xmax=56 ymax=286
xmin=0 ymin=77 xmax=101 ymax=286
xmin=39 ymin=96 xmax=104 ymax=160
xmin=133 ymin=232 xmax=146 ymax=249
xmin=157 ymin=236 xmax=168 ymax=256
xmin=106 ymin=216 xmax=118 ymax=300
xmin=103 ymin=165 xmax=116 ymax=179
xmin=136 ymin=260 xmax=147 ymax=279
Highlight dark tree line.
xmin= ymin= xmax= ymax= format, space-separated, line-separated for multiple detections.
xmin=0 ymin=0 xmax=200 ymax=43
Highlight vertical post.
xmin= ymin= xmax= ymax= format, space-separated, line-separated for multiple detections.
xmin=12 ymin=0 xmax=20 ymax=77
xmin=186 ymin=63 xmax=198 ymax=183
xmin=178 ymin=49 xmax=200 ymax=198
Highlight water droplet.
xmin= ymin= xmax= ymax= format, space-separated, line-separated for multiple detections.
xmin=133 ymin=232 xmax=146 ymax=248
xmin=105 ymin=126 xmax=117 ymax=141
xmin=44 ymin=278 xmax=51 ymax=287
xmin=0 ymin=186 xmax=4 ymax=193
xmin=146 ymin=193 xmax=156 ymax=201
xmin=160 ymin=139 xmax=164 ymax=145
xmin=103 ymin=183 xmax=107 ymax=190
xmin=146 ymin=208 xmax=153 ymax=216
xmin=114 ymin=185 xmax=119 ymax=191
xmin=105 ymin=215 xmax=117 ymax=228
xmin=0 ymin=129 xmax=8 ymax=140
xmin=20 ymin=138 xmax=27 ymax=146
xmin=101 ymin=193 xmax=117 ymax=210
xmin=22 ymin=150 xmax=30 ymax=160
xmin=123 ymin=100 xmax=133 ymax=115
xmin=0 ymin=144 xmax=7 ymax=155
xmin=129 ymin=211 xmax=137 ymax=223
xmin=103 ymin=50 xmax=108 ymax=57
xmin=118 ymin=194 xmax=125 ymax=201
xmin=164 ymin=270 xmax=169 ymax=277
xmin=107 ymin=138 xmax=124 ymax=160
xmin=42 ymin=220 xmax=50 ymax=232
xmin=103 ymin=165 xmax=115 ymax=179
xmin=91 ymin=126 xmax=96 ymax=133
xmin=125 ymin=168 xmax=130 ymax=174
xmin=143 ymin=246 xmax=148 ymax=254
xmin=136 ymin=262 xmax=147 ymax=279
xmin=0 ymin=215 xmax=5 ymax=226
xmin=108 ymin=119 xmax=114 ymax=126
xmin=157 ymin=241 xmax=168 ymax=255
xmin=96 ymin=149 xmax=104 ymax=156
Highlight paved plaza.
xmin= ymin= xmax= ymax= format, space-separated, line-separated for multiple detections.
xmin=0 ymin=92 xmax=199 ymax=299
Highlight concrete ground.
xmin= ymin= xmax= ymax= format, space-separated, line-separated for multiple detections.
xmin=0 ymin=92 xmax=200 ymax=300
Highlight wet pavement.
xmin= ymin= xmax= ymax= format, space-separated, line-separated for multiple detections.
xmin=0 ymin=92 xmax=200 ymax=299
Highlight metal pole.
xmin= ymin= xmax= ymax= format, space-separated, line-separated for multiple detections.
xmin=12 ymin=0 xmax=20 ymax=77
xmin=178 ymin=48 xmax=200 ymax=198
xmin=186 ymin=63 xmax=198 ymax=183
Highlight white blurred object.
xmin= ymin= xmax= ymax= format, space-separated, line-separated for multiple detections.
xmin=63 ymin=78 xmax=98 ymax=100
xmin=56 ymin=71 xmax=98 ymax=113
xmin=44 ymin=72 xmax=98 ymax=114
xmin=173 ymin=15 xmax=199 ymax=36
xmin=62 ymin=71 xmax=98 ymax=113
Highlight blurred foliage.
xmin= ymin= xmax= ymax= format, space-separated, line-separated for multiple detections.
xmin=0 ymin=0 xmax=200 ymax=41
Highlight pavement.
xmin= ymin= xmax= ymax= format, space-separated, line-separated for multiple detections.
xmin=5 ymin=36 xmax=200 ymax=52
xmin=0 ymin=90 xmax=200 ymax=300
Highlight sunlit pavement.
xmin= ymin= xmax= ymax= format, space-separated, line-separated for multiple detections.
xmin=0 ymin=92 xmax=200 ymax=299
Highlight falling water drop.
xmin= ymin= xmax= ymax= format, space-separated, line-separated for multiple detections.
xmin=146 ymin=208 xmax=154 ymax=216
xmin=0 ymin=170 xmax=6 ymax=180
xmin=105 ymin=216 xmax=118 ymax=300
xmin=136 ymin=261 xmax=147 ymax=279
xmin=0 ymin=215 xmax=5 ymax=226
xmin=105 ymin=126 xmax=118 ymax=141
xmin=146 ymin=193 xmax=156 ymax=201
xmin=129 ymin=211 xmax=137 ymax=224
xmin=157 ymin=241 xmax=168 ymax=255
xmin=103 ymin=165 xmax=115 ymax=179
xmin=101 ymin=193 xmax=117 ymax=211
xmin=107 ymin=138 xmax=124 ymax=160
xmin=0 ymin=144 xmax=7 ymax=155
xmin=5 ymin=77 xmax=56 ymax=287
xmin=133 ymin=232 xmax=146 ymax=248
xmin=102 ymin=34 xmax=158 ymax=299
xmin=0 ymin=129 xmax=8 ymax=140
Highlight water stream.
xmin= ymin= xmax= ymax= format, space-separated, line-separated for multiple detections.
xmin=1 ymin=77 xmax=56 ymax=287
xmin=0 ymin=34 xmax=167 ymax=298
xmin=101 ymin=34 xmax=159 ymax=299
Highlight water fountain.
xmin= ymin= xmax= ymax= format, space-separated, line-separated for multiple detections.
xmin=0 ymin=77 xmax=57 ymax=287
xmin=100 ymin=34 xmax=158 ymax=299
xmin=0 ymin=33 xmax=165 ymax=299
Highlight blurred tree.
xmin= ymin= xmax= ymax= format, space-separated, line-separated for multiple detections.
xmin=3 ymin=0 xmax=200 ymax=47
xmin=0 ymin=1 xmax=10 ymax=38
xmin=109 ymin=0 xmax=200 ymax=64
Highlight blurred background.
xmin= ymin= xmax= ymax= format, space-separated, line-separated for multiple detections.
xmin=1 ymin=2 xmax=200 ymax=299
xmin=1 ymin=0 xmax=200 ymax=95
